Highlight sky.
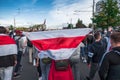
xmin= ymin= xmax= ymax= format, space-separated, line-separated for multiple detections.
xmin=0 ymin=0 xmax=99 ymax=29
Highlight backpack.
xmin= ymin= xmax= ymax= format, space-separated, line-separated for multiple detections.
xmin=15 ymin=36 xmax=22 ymax=50
xmin=27 ymin=38 xmax=33 ymax=47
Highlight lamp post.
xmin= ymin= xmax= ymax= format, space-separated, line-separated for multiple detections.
xmin=92 ymin=0 xmax=95 ymax=29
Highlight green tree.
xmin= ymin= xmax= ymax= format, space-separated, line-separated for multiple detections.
xmin=9 ymin=25 xmax=14 ymax=30
xmin=93 ymin=0 xmax=120 ymax=29
xmin=67 ymin=23 xmax=73 ymax=29
xmin=88 ymin=23 xmax=93 ymax=28
xmin=75 ymin=19 xmax=86 ymax=28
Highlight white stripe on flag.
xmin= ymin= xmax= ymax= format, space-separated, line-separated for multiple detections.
xmin=39 ymin=48 xmax=76 ymax=60
xmin=0 ymin=44 xmax=17 ymax=56
xmin=27 ymin=28 xmax=92 ymax=40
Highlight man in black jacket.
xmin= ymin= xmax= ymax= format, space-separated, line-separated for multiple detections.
xmin=99 ymin=32 xmax=120 ymax=80
xmin=86 ymin=31 xmax=107 ymax=80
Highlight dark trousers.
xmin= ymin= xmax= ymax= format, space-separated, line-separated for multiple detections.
xmin=14 ymin=51 xmax=23 ymax=73
xmin=37 ymin=59 xmax=42 ymax=77
xmin=89 ymin=62 xmax=99 ymax=80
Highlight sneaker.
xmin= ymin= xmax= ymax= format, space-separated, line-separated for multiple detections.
xmin=13 ymin=73 xmax=21 ymax=78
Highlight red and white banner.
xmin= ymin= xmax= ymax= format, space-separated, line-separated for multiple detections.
xmin=27 ymin=28 xmax=92 ymax=60
xmin=0 ymin=34 xmax=17 ymax=56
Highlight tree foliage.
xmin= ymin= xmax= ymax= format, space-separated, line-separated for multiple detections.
xmin=93 ymin=0 xmax=120 ymax=29
xmin=67 ymin=23 xmax=73 ymax=29
xmin=9 ymin=25 xmax=14 ymax=30
xmin=75 ymin=19 xmax=86 ymax=28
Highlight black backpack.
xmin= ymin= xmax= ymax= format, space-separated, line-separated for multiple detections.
xmin=27 ymin=38 xmax=33 ymax=47
xmin=15 ymin=36 xmax=22 ymax=50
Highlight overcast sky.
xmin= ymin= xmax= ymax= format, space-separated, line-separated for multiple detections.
xmin=0 ymin=0 xmax=99 ymax=29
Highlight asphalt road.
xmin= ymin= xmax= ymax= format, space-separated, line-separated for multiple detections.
xmin=13 ymin=53 xmax=100 ymax=80
xmin=13 ymin=53 xmax=38 ymax=80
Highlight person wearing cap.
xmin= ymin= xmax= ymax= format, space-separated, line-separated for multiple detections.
xmin=13 ymin=30 xmax=25 ymax=78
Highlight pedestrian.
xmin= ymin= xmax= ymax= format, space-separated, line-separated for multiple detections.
xmin=27 ymin=38 xmax=33 ymax=63
xmin=106 ymin=26 xmax=113 ymax=38
xmin=99 ymin=32 xmax=120 ymax=80
xmin=0 ymin=26 xmax=17 ymax=80
xmin=21 ymin=33 xmax=28 ymax=55
xmin=70 ymin=42 xmax=85 ymax=80
xmin=13 ymin=30 xmax=25 ymax=78
xmin=38 ymin=53 xmax=51 ymax=80
xmin=86 ymin=31 xmax=107 ymax=80
xmin=33 ymin=46 xmax=42 ymax=80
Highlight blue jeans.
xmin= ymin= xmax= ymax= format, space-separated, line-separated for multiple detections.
xmin=40 ymin=59 xmax=51 ymax=80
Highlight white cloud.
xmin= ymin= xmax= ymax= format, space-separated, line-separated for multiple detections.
xmin=48 ymin=0 xmax=92 ymax=25
xmin=46 ymin=0 xmax=99 ymax=29
xmin=0 ymin=0 xmax=100 ymax=29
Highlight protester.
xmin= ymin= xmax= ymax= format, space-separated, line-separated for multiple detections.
xmin=13 ymin=30 xmax=25 ymax=78
xmin=86 ymin=31 xmax=107 ymax=80
xmin=86 ymin=32 xmax=95 ymax=46
xmin=0 ymin=26 xmax=17 ymax=80
xmin=81 ymin=32 xmax=95 ymax=63
xmin=36 ymin=58 xmax=42 ymax=80
xmin=70 ymin=42 xmax=85 ymax=80
xmin=39 ymin=53 xmax=51 ymax=80
xmin=25 ymin=28 xmax=92 ymax=80
xmin=99 ymin=32 xmax=120 ymax=80
xmin=33 ymin=46 xmax=42 ymax=80
xmin=21 ymin=33 xmax=28 ymax=55
xmin=106 ymin=26 xmax=113 ymax=37
xmin=27 ymin=38 xmax=33 ymax=63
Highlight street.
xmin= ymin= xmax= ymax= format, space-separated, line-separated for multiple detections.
xmin=13 ymin=53 xmax=100 ymax=80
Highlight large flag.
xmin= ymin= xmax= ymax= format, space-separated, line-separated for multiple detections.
xmin=26 ymin=28 xmax=92 ymax=60
xmin=0 ymin=34 xmax=17 ymax=56
xmin=26 ymin=28 xmax=92 ymax=80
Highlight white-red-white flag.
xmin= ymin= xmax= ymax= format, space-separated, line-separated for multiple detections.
xmin=27 ymin=28 xmax=92 ymax=60
xmin=0 ymin=34 xmax=17 ymax=56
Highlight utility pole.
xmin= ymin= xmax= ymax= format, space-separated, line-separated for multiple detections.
xmin=92 ymin=0 xmax=95 ymax=29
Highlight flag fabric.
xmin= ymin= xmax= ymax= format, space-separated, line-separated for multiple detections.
xmin=0 ymin=34 xmax=17 ymax=56
xmin=27 ymin=28 xmax=92 ymax=60
xmin=26 ymin=28 xmax=92 ymax=80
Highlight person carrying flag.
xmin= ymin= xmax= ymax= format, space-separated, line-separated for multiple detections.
xmin=0 ymin=26 xmax=17 ymax=80
xmin=26 ymin=28 xmax=92 ymax=80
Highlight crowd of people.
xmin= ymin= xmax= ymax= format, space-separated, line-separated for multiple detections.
xmin=0 ymin=26 xmax=120 ymax=80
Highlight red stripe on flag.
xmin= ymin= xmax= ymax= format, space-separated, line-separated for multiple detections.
xmin=0 ymin=36 xmax=16 ymax=45
xmin=31 ymin=36 xmax=85 ymax=50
